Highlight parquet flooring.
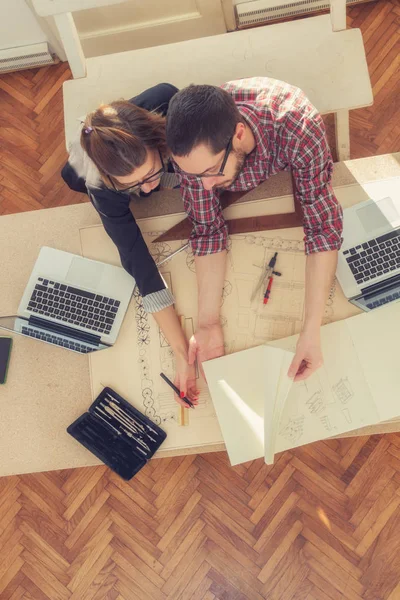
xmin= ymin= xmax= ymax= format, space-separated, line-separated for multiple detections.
xmin=0 ymin=1 xmax=400 ymax=598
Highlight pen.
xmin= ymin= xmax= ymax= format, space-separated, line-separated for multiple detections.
xmin=160 ymin=372 xmax=194 ymax=408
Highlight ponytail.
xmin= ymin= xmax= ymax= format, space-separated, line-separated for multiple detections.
xmin=80 ymin=101 xmax=167 ymax=178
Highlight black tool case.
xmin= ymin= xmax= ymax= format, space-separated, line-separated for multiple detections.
xmin=67 ymin=387 xmax=167 ymax=480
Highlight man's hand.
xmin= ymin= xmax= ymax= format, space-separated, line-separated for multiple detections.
xmin=288 ymin=329 xmax=323 ymax=382
xmin=188 ymin=322 xmax=225 ymax=378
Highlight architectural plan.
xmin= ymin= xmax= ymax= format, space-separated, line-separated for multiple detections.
xmin=79 ymin=203 xmax=361 ymax=455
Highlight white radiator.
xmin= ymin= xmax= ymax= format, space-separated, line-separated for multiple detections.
xmin=236 ymin=0 xmax=370 ymax=27
xmin=0 ymin=42 xmax=56 ymax=74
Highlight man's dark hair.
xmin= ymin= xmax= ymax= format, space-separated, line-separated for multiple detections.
xmin=166 ymin=84 xmax=243 ymax=156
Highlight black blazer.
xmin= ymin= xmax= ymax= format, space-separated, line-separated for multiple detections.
xmin=61 ymin=83 xmax=178 ymax=313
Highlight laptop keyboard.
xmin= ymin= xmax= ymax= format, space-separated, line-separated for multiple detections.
xmin=366 ymin=289 xmax=400 ymax=310
xmin=343 ymin=229 xmax=400 ymax=285
xmin=21 ymin=326 xmax=94 ymax=353
xmin=27 ymin=278 xmax=120 ymax=335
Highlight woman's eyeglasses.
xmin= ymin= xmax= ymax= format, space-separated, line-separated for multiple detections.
xmin=107 ymin=152 xmax=166 ymax=194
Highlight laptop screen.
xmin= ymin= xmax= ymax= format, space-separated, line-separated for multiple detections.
xmin=0 ymin=316 xmax=109 ymax=354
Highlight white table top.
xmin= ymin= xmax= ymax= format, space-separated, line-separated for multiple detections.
xmin=0 ymin=153 xmax=399 ymax=477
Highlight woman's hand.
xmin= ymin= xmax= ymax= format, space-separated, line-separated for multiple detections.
xmin=174 ymin=350 xmax=200 ymax=408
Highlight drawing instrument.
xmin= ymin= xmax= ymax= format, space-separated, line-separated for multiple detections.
xmin=103 ymin=404 xmax=147 ymax=441
xmin=106 ymin=399 xmax=145 ymax=432
xmin=156 ymin=243 xmax=189 ymax=267
xmin=152 ymin=187 xmax=303 ymax=243
xmin=119 ymin=427 xmax=148 ymax=456
xmin=108 ymin=401 xmax=144 ymax=432
xmin=251 ymin=252 xmax=281 ymax=303
xmin=105 ymin=393 xmax=159 ymax=436
xmin=160 ymin=372 xmax=194 ymax=408
xmin=263 ymin=275 xmax=274 ymax=304
xmin=93 ymin=408 xmax=122 ymax=435
xmin=107 ymin=401 xmax=158 ymax=443
xmin=251 ymin=264 xmax=269 ymax=302
xmin=101 ymin=404 xmax=151 ymax=451
xmin=106 ymin=408 xmax=148 ymax=441
xmin=263 ymin=252 xmax=281 ymax=305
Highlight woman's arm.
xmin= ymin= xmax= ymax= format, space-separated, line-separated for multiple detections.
xmin=153 ymin=306 xmax=199 ymax=407
xmin=91 ymin=188 xmax=198 ymax=405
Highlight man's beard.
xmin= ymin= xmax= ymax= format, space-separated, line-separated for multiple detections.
xmin=214 ymin=150 xmax=247 ymax=190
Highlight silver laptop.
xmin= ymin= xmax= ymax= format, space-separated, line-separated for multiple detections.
xmin=0 ymin=247 xmax=135 ymax=354
xmin=336 ymin=196 xmax=400 ymax=312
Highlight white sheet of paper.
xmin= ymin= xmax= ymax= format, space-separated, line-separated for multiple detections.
xmin=269 ymin=307 xmax=400 ymax=453
xmin=203 ymin=345 xmax=293 ymax=466
xmin=268 ymin=352 xmax=295 ymax=463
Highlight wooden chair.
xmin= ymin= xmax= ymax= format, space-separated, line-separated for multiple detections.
xmin=32 ymin=0 xmax=373 ymax=160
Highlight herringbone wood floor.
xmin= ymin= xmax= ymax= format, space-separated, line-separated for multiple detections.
xmin=0 ymin=1 xmax=400 ymax=598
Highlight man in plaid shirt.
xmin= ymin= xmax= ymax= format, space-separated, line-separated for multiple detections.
xmin=166 ymin=77 xmax=343 ymax=382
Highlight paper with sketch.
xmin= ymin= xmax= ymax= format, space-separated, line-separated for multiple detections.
xmin=269 ymin=302 xmax=400 ymax=454
xmin=203 ymin=346 xmax=293 ymax=466
xmin=204 ymin=303 xmax=400 ymax=464
xmin=270 ymin=320 xmax=378 ymax=453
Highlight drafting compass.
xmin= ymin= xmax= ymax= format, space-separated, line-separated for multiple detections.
xmin=251 ymin=252 xmax=282 ymax=302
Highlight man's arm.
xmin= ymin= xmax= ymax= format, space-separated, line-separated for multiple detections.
xmin=177 ymin=176 xmax=229 ymax=369
xmin=284 ymin=101 xmax=343 ymax=380
xmin=196 ymin=251 xmax=227 ymax=326
xmin=304 ymin=251 xmax=337 ymax=332
xmin=188 ymin=251 xmax=227 ymax=370
xmin=288 ymin=250 xmax=337 ymax=380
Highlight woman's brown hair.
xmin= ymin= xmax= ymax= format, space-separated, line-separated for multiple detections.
xmin=80 ymin=100 xmax=167 ymax=178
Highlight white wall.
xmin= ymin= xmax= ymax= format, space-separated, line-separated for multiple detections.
xmin=0 ymin=0 xmax=47 ymax=50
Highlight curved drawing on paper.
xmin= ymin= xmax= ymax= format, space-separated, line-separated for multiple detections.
xmin=151 ymin=241 xmax=172 ymax=265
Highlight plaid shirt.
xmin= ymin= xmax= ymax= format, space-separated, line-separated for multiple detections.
xmin=176 ymin=78 xmax=343 ymax=256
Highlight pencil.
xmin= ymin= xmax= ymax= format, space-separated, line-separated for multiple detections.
xmin=179 ymin=316 xmax=190 ymax=426
xmin=156 ymin=243 xmax=189 ymax=267
xmin=160 ymin=372 xmax=194 ymax=408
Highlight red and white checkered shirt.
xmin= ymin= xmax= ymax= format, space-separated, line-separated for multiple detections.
xmin=176 ymin=77 xmax=343 ymax=256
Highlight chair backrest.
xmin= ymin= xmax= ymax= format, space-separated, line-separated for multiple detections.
xmin=330 ymin=0 xmax=347 ymax=31
xmin=32 ymin=0 xmax=127 ymax=17
xmin=32 ymin=0 xmax=128 ymax=78
xmin=32 ymin=0 xmax=347 ymax=80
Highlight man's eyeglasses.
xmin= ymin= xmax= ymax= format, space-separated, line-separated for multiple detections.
xmin=182 ymin=136 xmax=233 ymax=179
xmin=107 ymin=151 xmax=166 ymax=194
